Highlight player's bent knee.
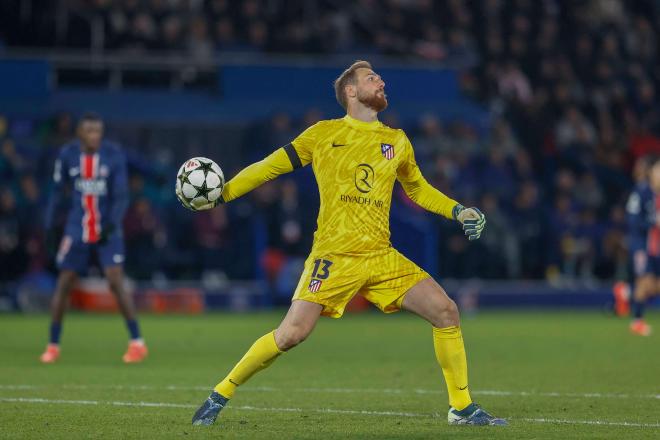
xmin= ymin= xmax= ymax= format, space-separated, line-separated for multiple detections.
xmin=275 ymin=326 xmax=310 ymax=351
xmin=430 ymin=298 xmax=459 ymax=328
xmin=445 ymin=298 xmax=459 ymax=316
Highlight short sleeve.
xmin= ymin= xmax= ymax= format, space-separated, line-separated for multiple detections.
xmin=290 ymin=122 xmax=322 ymax=167
xmin=396 ymin=131 xmax=422 ymax=183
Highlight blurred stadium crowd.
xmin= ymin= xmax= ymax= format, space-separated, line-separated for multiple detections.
xmin=3 ymin=0 xmax=660 ymax=290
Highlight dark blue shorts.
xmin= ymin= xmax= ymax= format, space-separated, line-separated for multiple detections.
xmin=56 ymin=235 xmax=125 ymax=273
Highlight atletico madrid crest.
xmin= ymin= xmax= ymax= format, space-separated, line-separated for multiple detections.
xmin=381 ymin=143 xmax=395 ymax=160
xmin=308 ymin=279 xmax=322 ymax=293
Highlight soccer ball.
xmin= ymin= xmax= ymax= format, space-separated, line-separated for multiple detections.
xmin=176 ymin=157 xmax=224 ymax=211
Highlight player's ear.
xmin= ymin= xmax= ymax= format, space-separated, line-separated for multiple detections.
xmin=346 ymin=84 xmax=357 ymax=99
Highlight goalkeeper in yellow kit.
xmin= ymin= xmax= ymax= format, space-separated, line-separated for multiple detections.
xmin=189 ymin=61 xmax=506 ymax=427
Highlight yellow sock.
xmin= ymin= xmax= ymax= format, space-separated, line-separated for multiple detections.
xmin=214 ymin=330 xmax=283 ymax=399
xmin=433 ymin=326 xmax=472 ymax=411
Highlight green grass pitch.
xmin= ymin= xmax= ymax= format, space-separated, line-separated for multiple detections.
xmin=0 ymin=310 xmax=658 ymax=439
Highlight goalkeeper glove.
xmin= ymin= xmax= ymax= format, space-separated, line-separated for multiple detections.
xmin=452 ymin=204 xmax=486 ymax=241
xmin=175 ymin=184 xmax=225 ymax=212
xmin=175 ymin=184 xmax=198 ymax=211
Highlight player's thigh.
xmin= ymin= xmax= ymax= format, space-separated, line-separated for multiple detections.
xmin=98 ymin=236 xmax=125 ymax=269
xmin=292 ymin=253 xmax=367 ymax=318
xmin=400 ymin=277 xmax=458 ymax=327
xmin=56 ymin=236 xmax=89 ymax=274
xmin=634 ymin=257 xmax=660 ymax=297
xmin=360 ymin=248 xmax=429 ymax=314
xmin=647 ymin=257 xmax=660 ymax=294
xmin=652 ymin=276 xmax=660 ymax=297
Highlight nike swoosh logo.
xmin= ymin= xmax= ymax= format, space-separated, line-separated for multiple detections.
xmin=332 ymin=142 xmax=347 ymax=148
xmin=458 ymin=385 xmax=468 ymax=390
xmin=229 ymin=379 xmax=239 ymax=386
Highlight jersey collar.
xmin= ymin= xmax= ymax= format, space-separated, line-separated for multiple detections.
xmin=343 ymin=115 xmax=382 ymax=131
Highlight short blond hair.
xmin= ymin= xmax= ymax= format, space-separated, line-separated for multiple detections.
xmin=333 ymin=60 xmax=372 ymax=110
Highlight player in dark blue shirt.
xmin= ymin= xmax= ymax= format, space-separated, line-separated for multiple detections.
xmin=625 ymin=156 xmax=660 ymax=336
xmin=40 ymin=113 xmax=148 ymax=363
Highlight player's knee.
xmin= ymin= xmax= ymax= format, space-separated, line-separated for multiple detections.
xmin=445 ymin=298 xmax=459 ymax=317
xmin=635 ymin=277 xmax=653 ymax=300
xmin=275 ymin=326 xmax=310 ymax=351
xmin=430 ymin=298 xmax=459 ymax=327
xmin=106 ymin=276 xmax=124 ymax=295
xmin=56 ymin=273 xmax=77 ymax=296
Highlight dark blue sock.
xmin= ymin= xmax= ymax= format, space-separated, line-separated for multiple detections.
xmin=49 ymin=322 xmax=62 ymax=344
xmin=632 ymin=300 xmax=645 ymax=319
xmin=126 ymin=319 xmax=141 ymax=340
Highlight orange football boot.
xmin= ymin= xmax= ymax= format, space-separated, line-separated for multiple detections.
xmin=40 ymin=344 xmax=60 ymax=363
xmin=630 ymin=319 xmax=652 ymax=336
xmin=123 ymin=340 xmax=148 ymax=363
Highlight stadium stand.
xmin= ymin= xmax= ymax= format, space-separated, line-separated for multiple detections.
xmin=1 ymin=0 xmax=658 ymax=299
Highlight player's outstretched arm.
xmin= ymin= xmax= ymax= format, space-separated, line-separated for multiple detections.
xmin=399 ymin=175 xmax=457 ymax=220
xmin=219 ymin=145 xmax=300 ymax=204
xmin=397 ymin=133 xmax=485 ymax=240
xmin=400 ymin=176 xmax=486 ymax=241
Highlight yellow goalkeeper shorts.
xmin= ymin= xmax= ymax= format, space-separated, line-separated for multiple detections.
xmin=292 ymin=247 xmax=430 ymax=318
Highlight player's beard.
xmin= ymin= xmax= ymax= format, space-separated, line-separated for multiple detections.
xmin=357 ymin=89 xmax=388 ymax=112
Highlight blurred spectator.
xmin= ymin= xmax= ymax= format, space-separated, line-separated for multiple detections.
xmin=497 ymin=61 xmax=533 ymax=105
xmin=479 ymin=193 xmax=519 ymax=278
xmin=44 ymin=112 xmax=74 ymax=147
xmin=412 ymin=114 xmax=453 ymax=166
xmin=187 ymin=16 xmax=214 ymax=60
xmin=511 ymin=182 xmax=545 ymax=278
xmin=0 ymin=138 xmax=28 ymax=180
xmin=123 ymin=197 xmax=166 ymax=279
xmin=0 ymin=188 xmax=27 ymax=281
xmin=193 ymin=204 xmax=231 ymax=272
xmin=555 ymin=106 xmax=597 ymax=151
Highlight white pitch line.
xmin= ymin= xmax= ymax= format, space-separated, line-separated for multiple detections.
xmin=472 ymin=390 xmax=660 ymax=400
xmin=521 ymin=418 xmax=660 ymax=428
xmin=233 ymin=404 xmax=428 ymax=418
xmin=0 ymin=397 xmax=195 ymax=409
xmin=1 ymin=384 xmax=659 ymax=400
xmin=1 ymin=397 xmax=659 ymax=429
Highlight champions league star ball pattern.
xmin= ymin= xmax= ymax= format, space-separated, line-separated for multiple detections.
xmin=176 ymin=157 xmax=225 ymax=211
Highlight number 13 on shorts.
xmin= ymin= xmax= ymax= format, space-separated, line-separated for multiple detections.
xmin=308 ymin=259 xmax=332 ymax=292
xmin=311 ymin=259 xmax=333 ymax=279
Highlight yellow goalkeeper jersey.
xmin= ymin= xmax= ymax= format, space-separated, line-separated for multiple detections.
xmin=222 ymin=115 xmax=459 ymax=255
